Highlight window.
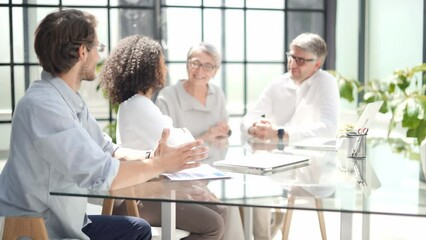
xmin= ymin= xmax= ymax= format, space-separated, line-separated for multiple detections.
xmin=0 ymin=0 xmax=332 ymax=151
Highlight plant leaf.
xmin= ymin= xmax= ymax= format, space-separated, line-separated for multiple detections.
xmin=339 ymin=79 xmax=355 ymax=102
xmin=398 ymin=98 xmax=421 ymax=128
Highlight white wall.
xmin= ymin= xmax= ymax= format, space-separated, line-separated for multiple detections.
xmin=336 ymin=0 xmax=360 ymax=80
xmin=367 ymin=0 xmax=424 ymax=81
xmin=336 ymin=0 xmax=424 ymax=81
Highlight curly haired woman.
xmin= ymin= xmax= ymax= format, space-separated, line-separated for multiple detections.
xmin=99 ymin=35 xmax=227 ymax=240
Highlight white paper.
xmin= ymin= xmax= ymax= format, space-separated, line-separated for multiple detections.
xmin=167 ymin=127 xmax=196 ymax=147
xmin=163 ymin=164 xmax=231 ymax=181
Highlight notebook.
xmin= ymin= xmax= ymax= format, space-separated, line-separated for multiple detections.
xmin=291 ymin=100 xmax=384 ymax=151
xmin=213 ymin=152 xmax=310 ymax=175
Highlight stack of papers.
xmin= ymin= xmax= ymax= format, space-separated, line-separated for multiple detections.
xmin=163 ymin=164 xmax=230 ymax=181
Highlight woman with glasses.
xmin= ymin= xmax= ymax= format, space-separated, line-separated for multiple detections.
xmin=156 ymin=42 xmax=231 ymax=141
xmin=100 ymin=35 xmax=227 ymax=240
xmin=155 ymin=42 xmax=244 ymax=240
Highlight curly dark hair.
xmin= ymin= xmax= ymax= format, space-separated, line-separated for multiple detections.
xmin=34 ymin=9 xmax=97 ymax=75
xmin=99 ymin=35 xmax=165 ymax=104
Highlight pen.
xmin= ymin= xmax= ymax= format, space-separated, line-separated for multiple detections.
xmin=351 ymin=136 xmax=362 ymax=157
xmin=353 ymin=160 xmax=367 ymax=186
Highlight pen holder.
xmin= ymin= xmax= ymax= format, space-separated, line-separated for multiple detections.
xmin=346 ymin=132 xmax=367 ymax=158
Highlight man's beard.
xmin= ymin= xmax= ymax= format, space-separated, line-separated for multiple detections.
xmin=80 ymin=62 xmax=96 ymax=81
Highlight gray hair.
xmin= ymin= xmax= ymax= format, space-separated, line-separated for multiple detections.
xmin=187 ymin=42 xmax=221 ymax=68
xmin=290 ymin=33 xmax=327 ymax=64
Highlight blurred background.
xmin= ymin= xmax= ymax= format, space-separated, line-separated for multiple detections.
xmin=0 ymin=0 xmax=424 ymax=154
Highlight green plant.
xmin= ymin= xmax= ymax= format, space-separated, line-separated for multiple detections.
xmin=328 ymin=70 xmax=362 ymax=102
xmin=363 ymin=63 xmax=426 ymax=144
xmin=96 ymin=60 xmax=119 ymax=142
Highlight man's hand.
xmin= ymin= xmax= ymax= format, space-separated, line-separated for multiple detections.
xmin=154 ymin=129 xmax=209 ymax=173
xmin=111 ymin=129 xmax=208 ymax=190
xmin=248 ymin=119 xmax=277 ymax=140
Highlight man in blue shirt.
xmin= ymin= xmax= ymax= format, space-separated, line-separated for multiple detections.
xmin=0 ymin=9 xmax=208 ymax=239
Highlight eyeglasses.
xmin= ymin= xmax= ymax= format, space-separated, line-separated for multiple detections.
xmin=96 ymin=43 xmax=106 ymax=53
xmin=189 ymin=60 xmax=216 ymax=72
xmin=286 ymin=52 xmax=316 ymax=66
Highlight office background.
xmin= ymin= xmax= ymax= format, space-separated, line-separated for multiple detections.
xmin=0 ymin=0 xmax=424 ymax=153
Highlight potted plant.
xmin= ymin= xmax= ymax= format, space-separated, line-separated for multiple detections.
xmin=328 ymin=70 xmax=363 ymax=103
xmin=363 ymin=63 xmax=426 ymax=145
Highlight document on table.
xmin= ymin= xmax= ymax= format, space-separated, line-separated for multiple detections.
xmin=163 ymin=164 xmax=231 ymax=181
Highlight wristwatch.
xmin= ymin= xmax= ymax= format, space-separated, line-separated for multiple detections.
xmin=277 ymin=128 xmax=285 ymax=141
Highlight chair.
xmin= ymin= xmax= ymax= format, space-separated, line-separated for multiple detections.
xmin=102 ymin=199 xmax=190 ymax=240
xmin=1 ymin=216 xmax=48 ymax=240
xmin=279 ymin=195 xmax=327 ymax=240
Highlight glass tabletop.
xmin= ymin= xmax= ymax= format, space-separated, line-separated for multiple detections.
xmin=51 ymin=137 xmax=426 ymax=217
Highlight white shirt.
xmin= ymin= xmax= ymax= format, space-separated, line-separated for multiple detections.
xmin=0 ymin=71 xmax=120 ymax=239
xmin=241 ymin=69 xmax=340 ymax=144
xmin=117 ymin=94 xmax=174 ymax=150
xmin=156 ymin=80 xmax=229 ymax=138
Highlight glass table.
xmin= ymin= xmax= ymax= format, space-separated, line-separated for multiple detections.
xmin=51 ymin=138 xmax=426 ymax=239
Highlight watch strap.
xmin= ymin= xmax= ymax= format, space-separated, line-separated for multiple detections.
xmin=277 ymin=128 xmax=285 ymax=140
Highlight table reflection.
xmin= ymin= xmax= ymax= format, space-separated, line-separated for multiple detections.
xmin=51 ymin=137 xmax=426 ymax=217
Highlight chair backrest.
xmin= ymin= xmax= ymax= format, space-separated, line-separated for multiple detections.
xmin=2 ymin=216 xmax=48 ymax=240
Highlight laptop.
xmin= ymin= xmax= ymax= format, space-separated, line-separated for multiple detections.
xmin=213 ymin=152 xmax=310 ymax=175
xmin=291 ymin=100 xmax=384 ymax=151
xmin=353 ymin=100 xmax=384 ymax=130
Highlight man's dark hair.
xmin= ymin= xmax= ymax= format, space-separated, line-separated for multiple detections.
xmin=34 ymin=9 xmax=98 ymax=75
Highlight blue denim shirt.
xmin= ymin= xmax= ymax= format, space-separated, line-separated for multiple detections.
xmin=0 ymin=71 xmax=120 ymax=239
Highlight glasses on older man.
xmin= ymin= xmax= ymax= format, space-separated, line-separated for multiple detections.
xmin=189 ymin=60 xmax=216 ymax=72
xmin=96 ymin=43 xmax=106 ymax=53
xmin=286 ymin=52 xmax=316 ymax=66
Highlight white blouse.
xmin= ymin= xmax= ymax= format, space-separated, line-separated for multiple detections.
xmin=117 ymin=94 xmax=174 ymax=150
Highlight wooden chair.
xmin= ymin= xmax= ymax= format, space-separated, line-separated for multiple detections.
xmin=102 ymin=199 xmax=139 ymax=217
xmin=280 ymin=195 xmax=327 ymax=240
xmin=2 ymin=216 xmax=48 ymax=240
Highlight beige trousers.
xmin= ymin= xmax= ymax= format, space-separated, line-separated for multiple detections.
xmin=113 ymin=200 xmax=226 ymax=240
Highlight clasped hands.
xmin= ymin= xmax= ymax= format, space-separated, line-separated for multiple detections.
xmin=201 ymin=121 xmax=231 ymax=141
xmin=248 ymin=119 xmax=278 ymax=140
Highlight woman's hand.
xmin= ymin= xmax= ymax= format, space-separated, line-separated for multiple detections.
xmin=200 ymin=121 xmax=230 ymax=141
